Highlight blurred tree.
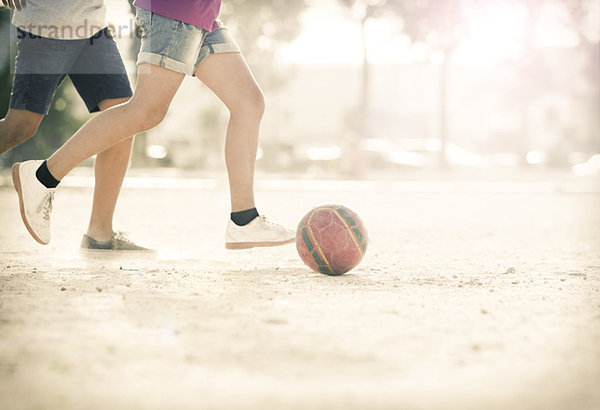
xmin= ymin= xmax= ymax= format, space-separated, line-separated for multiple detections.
xmin=505 ymin=0 xmax=599 ymax=160
xmin=339 ymin=0 xmax=467 ymax=168
xmin=0 ymin=7 xmax=84 ymax=166
xmin=507 ymin=0 xmax=545 ymax=160
xmin=555 ymin=0 xmax=599 ymax=153
xmin=390 ymin=0 xmax=466 ymax=168
xmin=338 ymin=0 xmax=387 ymax=146
xmin=563 ymin=0 xmax=600 ymax=84
xmin=219 ymin=0 xmax=308 ymax=89
xmin=394 ymin=0 xmax=598 ymax=164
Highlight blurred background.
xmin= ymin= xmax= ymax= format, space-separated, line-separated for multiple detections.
xmin=1 ymin=0 xmax=599 ymax=179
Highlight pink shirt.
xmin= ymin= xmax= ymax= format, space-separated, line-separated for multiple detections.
xmin=134 ymin=0 xmax=222 ymax=32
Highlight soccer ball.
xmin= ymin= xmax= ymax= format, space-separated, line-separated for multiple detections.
xmin=296 ymin=204 xmax=368 ymax=275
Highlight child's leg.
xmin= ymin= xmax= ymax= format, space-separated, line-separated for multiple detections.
xmin=66 ymin=27 xmax=136 ymax=242
xmin=0 ymin=109 xmax=44 ymax=154
xmin=85 ymin=97 xmax=133 ymax=241
xmin=194 ymin=53 xmax=265 ymax=212
xmin=46 ymin=64 xmax=184 ymax=180
xmin=3 ymin=28 xmax=75 ymax=155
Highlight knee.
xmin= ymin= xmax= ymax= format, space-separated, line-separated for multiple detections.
xmin=5 ymin=119 xmax=39 ymax=144
xmin=131 ymin=101 xmax=169 ymax=132
xmin=230 ymin=87 xmax=265 ymax=121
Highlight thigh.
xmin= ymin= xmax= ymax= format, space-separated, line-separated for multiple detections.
xmin=194 ymin=52 xmax=262 ymax=110
xmin=69 ymin=29 xmax=133 ymax=113
xmin=130 ymin=63 xmax=185 ymax=115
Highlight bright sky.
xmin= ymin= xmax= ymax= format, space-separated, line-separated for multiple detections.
xmin=105 ymin=0 xmax=598 ymax=68
xmin=277 ymin=1 xmax=411 ymax=65
xmin=278 ymin=0 xmax=598 ymax=67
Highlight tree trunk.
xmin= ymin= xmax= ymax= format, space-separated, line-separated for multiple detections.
xmin=360 ymin=15 xmax=370 ymax=141
xmin=438 ymin=49 xmax=450 ymax=168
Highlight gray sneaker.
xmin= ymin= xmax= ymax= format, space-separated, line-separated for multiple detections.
xmin=80 ymin=232 xmax=156 ymax=254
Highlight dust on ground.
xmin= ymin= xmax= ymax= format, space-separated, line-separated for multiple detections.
xmin=1 ymin=172 xmax=599 ymax=410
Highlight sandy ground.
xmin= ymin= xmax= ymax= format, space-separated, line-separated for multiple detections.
xmin=0 ymin=171 xmax=599 ymax=410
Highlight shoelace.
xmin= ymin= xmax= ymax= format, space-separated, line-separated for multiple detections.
xmin=258 ymin=215 xmax=284 ymax=229
xmin=113 ymin=231 xmax=135 ymax=244
xmin=38 ymin=191 xmax=55 ymax=222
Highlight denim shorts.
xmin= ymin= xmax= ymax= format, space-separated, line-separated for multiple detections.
xmin=10 ymin=28 xmax=133 ymax=114
xmin=135 ymin=7 xmax=241 ymax=76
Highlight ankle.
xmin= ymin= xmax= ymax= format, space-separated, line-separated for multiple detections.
xmin=231 ymin=208 xmax=259 ymax=226
xmin=86 ymin=227 xmax=114 ymax=242
xmin=35 ymin=160 xmax=60 ymax=189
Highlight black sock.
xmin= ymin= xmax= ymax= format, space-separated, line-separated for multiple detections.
xmin=231 ymin=208 xmax=259 ymax=226
xmin=35 ymin=160 xmax=60 ymax=189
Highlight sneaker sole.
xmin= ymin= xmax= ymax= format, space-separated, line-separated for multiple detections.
xmin=225 ymin=237 xmax=295 ymax=250
xmin=12 ymin=163 xmax=48 ymax=245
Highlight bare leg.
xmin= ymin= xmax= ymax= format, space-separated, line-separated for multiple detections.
xmin=1 ymin=102 xmax=133 ymax=241
xmin=85 ymin=97 xmax=132 ymax=241
xmin=47 ymin=64 xmax=185 ymax=180
xmin=0 ymin=109 xmax=43 ymax=154
xmin=194 ymin=53 xmax=265 ymax=212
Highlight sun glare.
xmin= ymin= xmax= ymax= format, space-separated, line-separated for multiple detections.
xmin=278 ymin=1 xmax=363 ymax=65
xmin=533 ymin=1 xmax=581 ymax=48
xmin=280 ymin=0 xmax=586 ymax=68
xmin=454 ymin=3 xmax=529 ymax=68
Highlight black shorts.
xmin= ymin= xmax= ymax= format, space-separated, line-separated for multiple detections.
xmin=9 ymin=28 xmax=133 ymax=115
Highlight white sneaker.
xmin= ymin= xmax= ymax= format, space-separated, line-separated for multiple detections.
xmin=12 ymin=160 xmax=55 ymax=245
xmin=225 ymin=215 xmax=295 ymax=250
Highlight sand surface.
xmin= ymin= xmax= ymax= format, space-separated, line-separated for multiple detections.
xmin=1 ymin=174 xmax=599 ymax=409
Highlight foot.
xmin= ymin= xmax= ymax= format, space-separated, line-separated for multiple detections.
xmin=80 ymin=231 xmax=156 ymax=254
xmin=225 ymin=215 xmax=295 ymax=250
xmin=12 ymin=160 xmax=55 ymax=245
